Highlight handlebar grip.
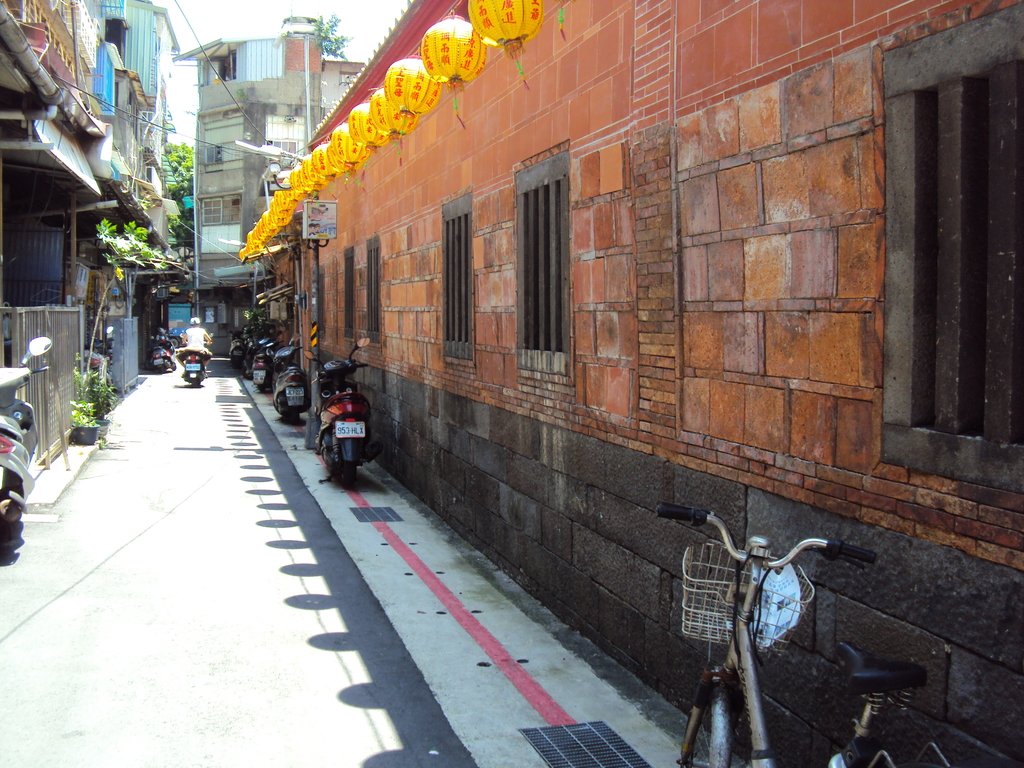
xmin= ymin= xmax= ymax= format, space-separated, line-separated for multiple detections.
xmin=823 ymin=540 xmax=877 ymax=564
xmin=655 ymin=502 xmax=709 ymax=525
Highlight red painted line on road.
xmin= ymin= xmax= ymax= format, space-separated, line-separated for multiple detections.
xmin=373 ymin=520 xmax=576 ymax=727
xmin=345 ymin=490 xmax=575 ymax=726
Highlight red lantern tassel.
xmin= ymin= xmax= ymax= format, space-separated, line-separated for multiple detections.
xmin=516 ymin=58 xmax=529 ymax=90
xmin=453 ymin=95 xmax=466 ymax=129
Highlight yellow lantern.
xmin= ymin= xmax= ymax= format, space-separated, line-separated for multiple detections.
xmin=298 ymin=154 xmax=329 ymax=189
xmin=421 ymin=16 xmax=487 ymax=84
xmin=384 ymin=57 xmax=442 ymax=115
xmin=469 ymin=0 xmax=543 ymax=80
xmin=469 ymin=0 xmax=544 ymax=49
xmin=349 ymin=102 xmax=388 ymax=148
xmin=369 ymin=87 xmax=419 ymax=143
xmin=327 ymin=123 xmax=371 ymax=174
xmin=288 ymin=164 xmax=308 ymax=193
xmin=421 ymin=16 xmax=487 ymax=125
xmin=311 ymin=143 xmax=336 ymax=183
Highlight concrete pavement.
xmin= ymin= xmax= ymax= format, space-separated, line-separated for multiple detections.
xmin=2 ymin=358 xmax=682 ymax=768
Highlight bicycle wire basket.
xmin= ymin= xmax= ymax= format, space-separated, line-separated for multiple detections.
xmin=680 ymin=541 xmax=815 ymax=651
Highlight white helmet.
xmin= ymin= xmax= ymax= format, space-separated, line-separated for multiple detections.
xmin=190 ymin=317 xmax=201 ymax=325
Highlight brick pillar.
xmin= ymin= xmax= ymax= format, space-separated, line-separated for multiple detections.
xmin=632 ymin=124 xmax=677 ymax=437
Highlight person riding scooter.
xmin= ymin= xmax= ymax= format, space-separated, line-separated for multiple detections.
xmin=176 ymin=318 xmax=213 ymax=387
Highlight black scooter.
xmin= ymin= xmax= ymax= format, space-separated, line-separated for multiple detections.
xmin=228 ymin=331 xmax=246 ymax=369
xmin=271 ymin=344 xmax=310 ymax=424
xmin=314 ymin=338 xmax=382 ymax=488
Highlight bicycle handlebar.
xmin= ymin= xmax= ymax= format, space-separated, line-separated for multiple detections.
xmin=656 ymin=501 xmax=877 ymax=568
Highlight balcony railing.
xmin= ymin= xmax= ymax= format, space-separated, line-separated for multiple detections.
xmin=1 ymin=0 xmax=99 ymax=86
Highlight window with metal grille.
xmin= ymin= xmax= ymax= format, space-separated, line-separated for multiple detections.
xmin=366 ymin=236 xmax=381 ymax=342
xmin=201 ymin=195 xmax=240 ymax=225
xmin=343 ymin=246 xmax=354 ymax=339
xmin=883 ymin=4 xmax=1024 ymax=493
xmin=203 ymin=145 xmax=224 ymax=165
xmin=516 ymin=152 xmax=569 ymax=373
xmin=443 ymin=194 xmax=473 ymax=359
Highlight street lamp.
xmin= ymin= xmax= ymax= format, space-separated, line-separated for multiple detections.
xmin=233 ymin=140 xmax=299 ymax=208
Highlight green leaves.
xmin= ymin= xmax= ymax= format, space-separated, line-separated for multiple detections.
xmin=314 ymin=15 xmax=351 ymax=59
xmin=96 ymin=219 xmax=180 ymax=271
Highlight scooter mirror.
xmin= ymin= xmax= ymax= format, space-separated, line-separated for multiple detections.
xmin=356 ymin=337 xmax=371 ymax=348
xmin=28 ymin=337 xmax=53 ymax=357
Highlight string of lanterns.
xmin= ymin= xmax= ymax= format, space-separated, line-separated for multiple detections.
xmin=240 ymin=0 xmax=553 ymax=260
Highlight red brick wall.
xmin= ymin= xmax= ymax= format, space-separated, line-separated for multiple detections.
xmin=283 ymin=36 xmax=321 ymax=74
xmin=316 ymin=0 xmax=1024 ymax=571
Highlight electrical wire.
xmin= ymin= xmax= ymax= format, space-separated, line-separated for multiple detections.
xmin=50 ymin=73 xmax=250 ymax=158
xmin=170 ymin=0 xmax=268 ymax=146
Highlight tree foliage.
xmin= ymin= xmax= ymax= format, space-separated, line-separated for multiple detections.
xmin=163 ymin=142 xmax=194 ymax=252
xmin=95 ymin=219 xmax=178 ymax=270
xmin=314 ymin=15 xmax=350 ymax=59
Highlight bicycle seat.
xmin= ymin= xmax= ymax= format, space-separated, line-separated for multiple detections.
xmin=837 ymin=642 xmax=927 ymax=695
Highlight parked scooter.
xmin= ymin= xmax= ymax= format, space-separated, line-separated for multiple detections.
xmin=148 ymin=329 xmax=175 ymax=374
xmin=178 ymin=348 xmax=210 ymax=387
xmin=0 ymin=336 xmax=52 ymax=548
xmin=228 ymin=331 xmax=246 ymax=370
xmin=315 ymin=338 xmax=382 ymax=488
xmin=251 ymin=338 xmax=278 ymax=393
xmin=271 ymin=344 xmax=311 ymax=424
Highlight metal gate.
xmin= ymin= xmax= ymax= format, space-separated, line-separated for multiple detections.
xmin=109 ymin=317 xmax=139 ymax=393
xmin=0 ymin=306 xmax=84 ymax=464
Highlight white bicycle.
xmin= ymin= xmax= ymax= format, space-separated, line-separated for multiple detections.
xmin=655 ymin=502 xmax=955 ymax=768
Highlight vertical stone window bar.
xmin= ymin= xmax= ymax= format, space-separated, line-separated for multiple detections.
xmin=366 ymin=235 xmax=381 ymax=342
xmin=443 ymin=194 xmax=473 ymax=359
xmin=343 ymin=246 xmax=355 ymax=339
xmin=516 ymin=151 xmax=569 ymax=372
xmin=883 ymin=6 xmax=1024 ymax=492
xmin=985 ymin=61 xmax=1024 ymax=445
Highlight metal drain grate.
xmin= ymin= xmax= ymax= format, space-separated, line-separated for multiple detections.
xmin=520 ymin=721 xmax=652 ymax=768
xmin=350 ymin=506 xmax=403 ymax=523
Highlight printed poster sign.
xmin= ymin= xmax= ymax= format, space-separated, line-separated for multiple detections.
xmin=302 ymin=201 xmax=337 ymax=240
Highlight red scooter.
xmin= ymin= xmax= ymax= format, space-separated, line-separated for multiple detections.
xmin=148 ymin=329 xmax=175 ymax=373
xmin=315 ymin=338 xmax=382 ymax=488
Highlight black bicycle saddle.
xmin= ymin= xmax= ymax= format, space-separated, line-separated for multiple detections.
xmin=837 ymin=642 xmax=927 ymax=695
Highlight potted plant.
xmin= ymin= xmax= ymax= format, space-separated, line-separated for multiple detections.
xmin=72 ymin=365 xmax=119 ymax=442
xmin=70 ymin=399 xmax=99 ymax=445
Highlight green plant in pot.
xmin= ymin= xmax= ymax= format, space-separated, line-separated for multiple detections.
xmin=72 ymin=365 xmax=119 ymax=444
xmin=70 ymin=398 xmax=100 ymax=445
xmin=73 ymin=367 xmax=119 ymax=418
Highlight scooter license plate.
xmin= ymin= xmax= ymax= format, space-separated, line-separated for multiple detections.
xmin=335 ymin=421 xmax=366 ymax=439
xmin=185 ymin=363 xmax=201 ymax=372
xmin=285 ymin=387 xmax=305 ymax=405
xmin=253 ymin=370 xmax=266 ymax=384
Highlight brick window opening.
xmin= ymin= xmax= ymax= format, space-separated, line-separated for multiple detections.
xmin=366 ymin=236 xmax=381 ymax=343
xmin=443 ymin=194 xmax=473 ymax=360
xmin=883 ymin=5 xmax=1024 ymax=493
xmin=343 ymin=246 xmax=354 ymax=340
xmin=516 ymin=151 xmax=570 ymax=374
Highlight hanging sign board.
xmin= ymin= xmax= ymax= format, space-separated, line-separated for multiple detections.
xmin=302 ymin=200 xmax=337 ymax=240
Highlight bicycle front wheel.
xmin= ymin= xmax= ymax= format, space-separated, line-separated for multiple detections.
xmin=685 ymin=684 xmax=735 ymax=768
